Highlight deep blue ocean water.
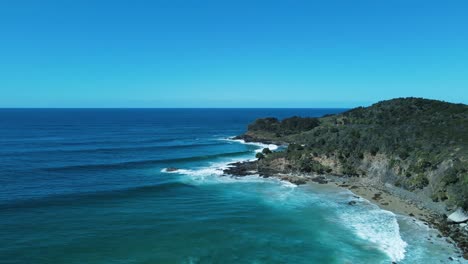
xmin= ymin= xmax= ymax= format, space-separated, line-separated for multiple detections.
xmin=0 ymin=109 xmax=464 ymax=264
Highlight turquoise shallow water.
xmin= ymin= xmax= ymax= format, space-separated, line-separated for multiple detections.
xmin=0 ymin=109 xmax=464 ymax=263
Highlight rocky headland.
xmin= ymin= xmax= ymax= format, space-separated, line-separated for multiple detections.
xmin=224 ymin=97 xmax=468 ymax=259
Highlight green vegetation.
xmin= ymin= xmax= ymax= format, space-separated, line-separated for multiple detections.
xmin=255 ymin=152 xmax=265 ymax=160
xmin=262 ymin=148 xmax=272 ymax=155
xmin=243 ymin=98 xmax=468 ymax=210
xmin=248 ymin=116 xmax=320 ymax=136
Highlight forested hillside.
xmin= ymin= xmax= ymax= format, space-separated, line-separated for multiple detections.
xmin=239 ymin=98 xmax=468 ymax=210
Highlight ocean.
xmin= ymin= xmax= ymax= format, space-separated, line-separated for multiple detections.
xmin=0 ymin=109 xmax=463 ymax=264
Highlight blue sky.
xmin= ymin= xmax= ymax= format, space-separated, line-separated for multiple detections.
xmin=0 ymin=0 xmax=467 ymax=108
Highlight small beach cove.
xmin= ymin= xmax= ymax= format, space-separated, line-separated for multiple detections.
xmin=220 ymin=137 xmax=467 ymax=263
xmin=311 ymin=180 xmax=467 ymax=263
xmin=166 ymin=137 xmax=466 ymax=263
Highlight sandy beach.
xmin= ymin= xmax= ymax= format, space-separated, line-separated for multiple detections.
xmin=303 ymin=175 xmax=468 ymax=260
xmin=326 ymin=181 xmax=435 ymax=223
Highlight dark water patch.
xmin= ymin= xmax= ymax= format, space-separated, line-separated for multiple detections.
xmin=0 ymin=181 xmax=195 ymax=211
xmin=0 ymin=141 xmax=225 ymax=156
xmin=3 ymin=108 xmax=373 ymax=263
xmin=0 ymin=136 xmax=193 ymax=147
xmin=41 ymin=151 xmax=251 ymax=172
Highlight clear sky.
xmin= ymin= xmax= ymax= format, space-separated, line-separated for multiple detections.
xmin=0 ymin=0 xmax=467 ymax=108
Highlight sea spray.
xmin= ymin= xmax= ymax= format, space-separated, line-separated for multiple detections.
xmin=338 ymin=199 xmax=407 ymax=261
xmin=222 ymin=137 xmax=279 ymax=153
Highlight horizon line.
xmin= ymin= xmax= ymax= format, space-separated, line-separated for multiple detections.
xmin=0 ymin=107 xmax=352 ymax=110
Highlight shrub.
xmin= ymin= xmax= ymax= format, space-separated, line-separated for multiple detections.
xmin=262 ymin=148 xmax=272 ymax=155
xmin=281 ymin=116 xmax=320 ymax=134
xmin=370 ymin=146 xmax=379 ymax=156
xmin=256 ymin=153 xmax=265 ymax=160
xmin=411 ymin=174 xmax=429 ymax=189
xmin=247 ymin=116 xmax=320 ymax=135
xmin=442 ymin=169 xmax=459 ymax=185
xmin=398 ymin=151 xmax=410 ymax=160
xmin=248 ymin=117 xmax=280 ymax=131
xmin=299 ymin=160 xmax=312 ymax=172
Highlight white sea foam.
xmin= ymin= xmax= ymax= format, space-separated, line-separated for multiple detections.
xmin=337 ymin=196 xmax=407 ymax=262
xmin=161 ymin=156 xmax=265 ymax=185
xmin=221 ymin=137 xmax=279 ymax=153
xmin=161 ymin=159 xmax=299 ymax=190
xmin=297 ymin=185 xmax=409 ymax=262
xmin=396 ymin=215 xmax=466 ymax=263
xmin=163 ymin=164 xmax=408 ymax=262
xmin=349 ymin=211 xmax=406 ymax=261
xmin=177 ymin=165 xmax=301 ymax=207
xmin=161 ymin=137 xmax=280 ymax=184
xmin=163 ymin=137 xmax=408 ymax=262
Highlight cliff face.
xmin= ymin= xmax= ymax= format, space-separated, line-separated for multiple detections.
xmin=238 ymin=98 xmax=468 ymax=211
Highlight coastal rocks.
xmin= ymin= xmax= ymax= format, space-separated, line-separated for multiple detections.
xmin=257 ymin=157 xmax=293 ymax=176
xmin=448 ymin=208 xmax=468 ymax=224
xmin=278 ymin=175 xmax=307 ymax=185
xmin=223 ymin=160 xmax=308 ymax=185
xmin=372 ymin=192 xmax=383 ymax=201
xmin=311 ymin=176 xmax=328 ymax=184
xmin=433 ymin=215 xmax=468 ymax=259
xmin=232 ymin=133 xmax=281 ymax=145
xmin=223 ymin=161 xmax=257 ymax=176
xmin=444 ymin=208 xmax=468 ymax=256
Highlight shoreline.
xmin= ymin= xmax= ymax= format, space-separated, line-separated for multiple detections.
xmin=222 ymin=161 xmax=468 ymax=261
xmin=164 ymin=151 xmax=467 ymax=261
xmin=287 ymin=173 xmax=467 ymax=261
xmin=320 ymin=175 xmax=439 ymax=225
xmin=313 ymin=178 xmax=467 ymax=263
xmin=223 ymin=136 xmax=468 ymax=260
